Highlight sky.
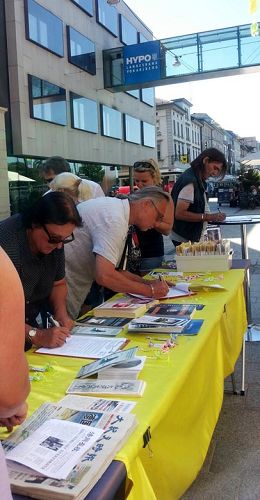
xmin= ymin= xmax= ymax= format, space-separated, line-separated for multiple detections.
xmin=125 ymin=0 xmax=260 ymax=140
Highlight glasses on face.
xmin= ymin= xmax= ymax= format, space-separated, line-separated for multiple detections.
xmin=150 ymin=200 xmax=165 ymax=223
xmin=133 ymin=161 xmax=154 ymax=171
xmin=42 ymin=225 xmax=74 ymax=245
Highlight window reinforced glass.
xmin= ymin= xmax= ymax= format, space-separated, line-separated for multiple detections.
xmin=119 ymin=15 xmax=137 ymax=45
xmin=142 ymin=122 xmax=155 ymax=148
xmin=70 ymin=0 xmax=93 ymax=16
xmin=28 ymin=75 xmax=67 ymax=125
xmin=70 ymin=92 xmax=98 ymax=133
xmin=96 ymin=0 xmax=118 ymax=37
xmin=25 ymin=0 xmax=63 ymax=57
xmin=124 ymin=114 xmax=141 ymax=144
xmin=101 ymin=105 xmax=122 ymax=139
xmin=67 ymin=26 xmax=96 ymax=75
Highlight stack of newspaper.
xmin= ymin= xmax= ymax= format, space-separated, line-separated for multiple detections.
xmin=3 ymin=401 xmax=137 ymax=499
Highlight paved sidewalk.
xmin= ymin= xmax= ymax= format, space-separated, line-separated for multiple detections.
xmin=164 ymin=201 xmax=260 ymax=499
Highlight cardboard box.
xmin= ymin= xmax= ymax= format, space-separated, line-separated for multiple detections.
xmin=175 ymin=254 xmax=232 ymax=272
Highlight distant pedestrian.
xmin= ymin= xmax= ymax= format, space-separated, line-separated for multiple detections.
xmin=171 ymin=148 xmax=227 ymax=247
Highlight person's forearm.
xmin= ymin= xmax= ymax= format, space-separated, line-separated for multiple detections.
xmin=98 ymin=270 xmax=153 ymax=297
xmin=49 ymin=280 xmax=68 ymax=316
xmin=118 ymin=270 xmax=145 ymax=283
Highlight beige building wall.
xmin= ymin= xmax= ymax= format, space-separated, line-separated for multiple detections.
xmin=5 ymin=0 xmax=156 ymax=166
xmin=0 ymin=107 xmax=10 ymax=220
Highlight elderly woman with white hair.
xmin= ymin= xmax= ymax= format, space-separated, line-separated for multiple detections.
xmin=49 ymin=172 xmax=96 ymax=203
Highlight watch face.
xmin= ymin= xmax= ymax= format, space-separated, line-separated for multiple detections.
xmin=28 ymin=329 xmax=37 ymax=338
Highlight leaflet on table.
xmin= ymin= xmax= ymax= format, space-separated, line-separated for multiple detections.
xmin=58 ymin=395 xmax=136 ymax=413
xmin=98 ymin=356 xmax=146 ymax=380
xmin=36 ymin=336 xmax=129 ymax=359
xmin=76 ymin=346 xmax=138 ymax=379
xmin=6 ymin=419 xmax=103 ymax=480
xmin=3 ymin=402 xmax=137 ymax=500
xmin=225 ymin=216 xmax=252 ymax=223
xmin=127 ymin=315 xmax=190 ymax=333
xmin=71 ymin=325 xmax=122 ymax=337
xmin=75 ymin=316 xmax=131 ymax=328
xmin=67 ymin=379 xmax=146 ymax=397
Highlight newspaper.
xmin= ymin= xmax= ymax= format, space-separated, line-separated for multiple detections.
xmin=58 ymin=395 xmax=136 ymax=413
xmin=3 ymin=403 xmax=137 ymax=500
xmin=6 ymin=419 xmax=103 ymax=480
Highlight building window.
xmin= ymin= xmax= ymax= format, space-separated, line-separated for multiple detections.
xmin=126 ymin=90 xmax=140 ymax=99
xmin=119 ymin=15 xmax=138 ymax=45
xmin=70 ymin=0 xmax=93 ymax=16
xmin=25 ymin=0 xmax=63 ymax=57
xmin=142 ymin=122 xmax=155 ymax=148
xmin=67 ymin=26 xmax=96 ymax=75
xmin=124 ymin=114 xmax=141 ymax=144
xmin=173 ymin=120 xmax=176 ymax=135
xmin=28 ymin=75 xmax=67 ymax=125
xmin=96 ymin=0 xmax=118 ymax=37
xmin=141 ymin=88 xmax=155 ymax=107
xmin=101 ymin=105 xmax=122 ymax=139
xmin=70 ymin=92 xmax=98 ymax=133
xmin=157 ymin=143 xmax=161 ymax=160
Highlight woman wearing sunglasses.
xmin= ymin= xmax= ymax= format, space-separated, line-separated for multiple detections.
xmin=132 ymin=159 xmax=174 ymax=274
xmin=0 ymin=192 xmax=82 ymax=350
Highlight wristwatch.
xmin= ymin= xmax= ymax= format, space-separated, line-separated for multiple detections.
xmin=28 ymin=329 xmax=37 ymax=339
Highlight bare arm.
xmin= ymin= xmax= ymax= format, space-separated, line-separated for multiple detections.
xmin=0 ymin=249 xmax=30 ymax=419
xmin=49 ymin=278 xmax=74 ymax=329
xmin=175 ymin=199 xmax=225 ymax=223
xmin=95 ymin=255 xmax=168 ymax=299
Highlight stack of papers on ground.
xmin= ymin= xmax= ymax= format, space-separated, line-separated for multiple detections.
xmin=36 ymin=336 xmax=128 ymax=359
xmin=93 ymin=295 xmax=158 ymax=318
xmin=67 ymin=379 xmax=146 ymax=397
xmin=3 ymin=402 xmax=137 ymax=500
xmin=127 ymin=315 xmax=190 ymax=334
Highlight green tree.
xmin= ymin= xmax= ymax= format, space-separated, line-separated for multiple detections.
xmin=237 ymin=165 xmax=260 ymax=192
xmin=79 ymin=163 xmax=105 ymax=184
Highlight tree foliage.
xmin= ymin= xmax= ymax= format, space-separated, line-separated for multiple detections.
xmin=79 ymin=164 xmax=105 ymax=184
xmin=237 ymin=165 xmax=260 ymax=192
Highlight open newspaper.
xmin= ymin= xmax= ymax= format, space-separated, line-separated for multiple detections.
xmin=3 ymin=402 xmax=137 ymax=500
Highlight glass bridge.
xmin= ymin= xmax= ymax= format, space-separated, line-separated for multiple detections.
xmin=103 ymin=23 xmax=260 ymax=91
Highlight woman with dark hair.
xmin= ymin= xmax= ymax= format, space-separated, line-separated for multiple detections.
xmin=0 ymin=192 xmax=82 ymax=350
xmin=171 ymin=148 xmax=227 ymax=246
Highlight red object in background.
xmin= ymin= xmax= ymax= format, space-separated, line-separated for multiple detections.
xmin=116 ymin=186 xmax=138 ymax=194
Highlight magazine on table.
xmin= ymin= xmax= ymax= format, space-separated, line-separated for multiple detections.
xmin=36 ymin=336 xmax=129 ymax=359
xmin=177 ymin=319 xmax=204 ymax=335
xmin=93 ymin=295 xmax=159 ymax=318
xmin=127 ymin=315 xmax=190 ymax=334
xmin=97 ymin=356 xmax=146 ymax=381
xmin=146 ymin=303 xmax=200 ymax=319
xmin=66 ymin=379 xmax=146 ymax=397
xmin=58 ymin=395 xmax=136 ymax=413
xmin=75 ymin=316 xmax=131 ymax=329
xmin=3 ymin=402 xmax=137 ymax=500
xmin=71 ymin=325 xmax=122 ymax=337
xmin=76 ymin=346 xmax=138 ymax=379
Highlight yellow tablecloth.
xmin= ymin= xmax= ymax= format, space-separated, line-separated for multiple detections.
xmin=24 ymin=269 xmax=246 ymax=500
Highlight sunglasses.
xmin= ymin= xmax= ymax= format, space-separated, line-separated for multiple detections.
xmin=133 ymin=161 xmax=155 ymax=171
xmin=150 ymin=200 xmax=164 ymax=223
xmin=42 ymin=224 xmax=74 ymax=245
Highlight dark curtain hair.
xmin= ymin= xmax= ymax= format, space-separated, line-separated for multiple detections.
xmin=22 ymin=192 xmax=82 ymax=228
xmin=191 ymin=148 xmax=227 ymax=179
xmin=40 ymin=156 xmax=71 ymax=175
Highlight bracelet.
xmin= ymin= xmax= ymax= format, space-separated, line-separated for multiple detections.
xmin=149 ymin=283 xmax=155 ymax=297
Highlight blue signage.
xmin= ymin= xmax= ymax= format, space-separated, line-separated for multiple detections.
xmin=123 ymin=40 xmax=161 ymax=85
